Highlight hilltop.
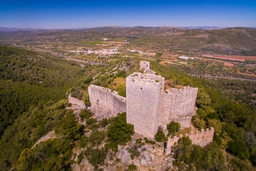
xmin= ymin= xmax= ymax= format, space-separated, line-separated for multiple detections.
xmin=0 ymin=27 xmax=255 ymax=170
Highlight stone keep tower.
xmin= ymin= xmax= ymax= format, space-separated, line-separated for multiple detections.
xmin=126 ymin=72 xmax=165 ymax=139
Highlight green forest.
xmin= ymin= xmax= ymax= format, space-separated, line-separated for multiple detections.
xmin=0 ymin=46 xmax=89 ymax=137
xmin=0 ymin=45 xmax=256 ymax=170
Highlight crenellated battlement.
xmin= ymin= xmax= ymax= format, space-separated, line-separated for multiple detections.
xmin=165 ymin=127 xmax=215 ymax=155
xmin=127 ymin=72 xmax=165 ymax=88
xmin=189 ymin=127 xmax=215 ymax=147
xmin=165 ymin=86 xmax=196 ymax=93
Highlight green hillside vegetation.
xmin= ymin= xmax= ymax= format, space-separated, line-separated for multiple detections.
xmin=0 ymin=46 xmax=85 ymax=87
xmin=151 ymin=62 xmax=256 ymax=168
xmin=0 ymin=46 xmax=88 ymax=136
xmin=106 ymin=112 xmax=134 ymax=151
xmin=169 ymin=59 xmax=256 ymax=109
xmin=0 ymin=44 xmax=256 ymax=170
xmin=172 ymin=137 xmax=227 ymax=170
xmin=1 ymin=27 xmax=255 ymax=56
xmin=0 ymin=100 xmax=82 ymax=171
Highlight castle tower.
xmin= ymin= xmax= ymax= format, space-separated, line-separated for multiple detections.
xmin=126 ymin=72 xmax=164 ymax=139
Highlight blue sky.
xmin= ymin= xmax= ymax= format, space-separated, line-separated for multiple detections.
xmin=0 ymin=0 xmax=256 ymax=29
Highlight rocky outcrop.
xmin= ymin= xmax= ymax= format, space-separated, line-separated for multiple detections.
xmin=117 ymin=141 xmax=158 ymax=169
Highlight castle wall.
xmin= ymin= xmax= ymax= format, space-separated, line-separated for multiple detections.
xmin=140 ymin=61 xmax=155 ymax=74
xmin=166 ymin=135 xmax=181 ymax=155
xmin=172 ymin=117 xmax=192 ymax=129
xmin=112 ymin=92 xmax=127 ymax=117
xmin=140 ymin=61 xmax=150 ymax=70
xmin=88 ymin=85 xmax=126 ymax=119
xmin=165 ymin=127 xmax=214 ymax=155
xmin=67 ymin=94 xmax=86 ymax=114
xmin=126 ymin=72 xmax=164 ymax=139
xmin=160 ymin=87 xmax=198 ymax=128
xmin=189 ymin=127 xmax=214 ymax=147
xmin=68 ymin=94 xmax=86 ymax=109
xmin=88 ymin=61 xmax=214 ymax=155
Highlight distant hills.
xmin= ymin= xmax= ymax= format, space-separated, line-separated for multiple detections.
xmin=0 ymin=27 xmax=43 ymax=32
xmin=0 ymin=26 xmax=256 ymax=56
xmin=1 ymin=26 xmax=256 ymax=31
xmin=180 ymin=26 xmax=222 ymax=30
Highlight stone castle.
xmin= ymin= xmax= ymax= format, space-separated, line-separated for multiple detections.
xmin=88 ymin=61 xmax=214 ymax=154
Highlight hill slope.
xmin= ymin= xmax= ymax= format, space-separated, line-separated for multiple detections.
xmin=0 ymin=46 xmax=87 ymax=136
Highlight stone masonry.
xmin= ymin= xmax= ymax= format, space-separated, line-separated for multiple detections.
xmin=126 ymin=72 xmax=165 ymax=139
xmin=88 ymin=85 xmax=126 ymax=119
xmin=165 ymin=127 xmax=214 ymax=155
xmin=160 ymin=86 xmax=198 ymax=129
xmin=140 ymin=61 xmax=150 ymax=71
xmin=88 ymin=61 xmax=214 ymax=150
xmin=126 ymin=69 xmax=198 ymax=138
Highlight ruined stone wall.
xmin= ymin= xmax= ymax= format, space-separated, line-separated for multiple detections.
xmin=126 ymin=72 xmax=164 ymax=139
xmin=140 ymin=61 xmax=155 ymax=74
xmin=189 ymin=127 xmax=214 ymax=147
xmin=67 ymin=94 xmax=86 ymax=114
xmin=112 ymin=92 xmax=127 ymax=117
xmin=68 ymin=94 xmax=86 ymax=109
xmin=165 ymin=127 xmax=214 ymax=155
xmin=88 ymin=85 xmax=126 ymax=119
xmin=160 ymin=87 xmax=198 ymax=128
xmin=140 ymin=61 xmax=150 ymax=70
xmin=166 ymin=135 xmax=180 ymax=155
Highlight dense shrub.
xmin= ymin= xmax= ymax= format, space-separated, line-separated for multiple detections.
xmin=79 ymin=135 xmax=88 ymax=148
xmin=85 ymin=148 xmax=107 ymax=169
xmin=79 ymin=109 xmax=93 ymax=122
xmin=167 ymin=121 xmax=181 ymax=135
xmin=155 ymin=128 xmax=167 ymax=142
xmin=227 ymin=140 xmax=250 ymax=160
xmin=99 ymin=118 xmax=109 ymax=128
xmin=106 ymin=113 xmax=134 ymax=151
xmin=89 ymin=130 xmax=105 ymax=146
xmin=172 ymin=137 xmax=227 ymax=170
